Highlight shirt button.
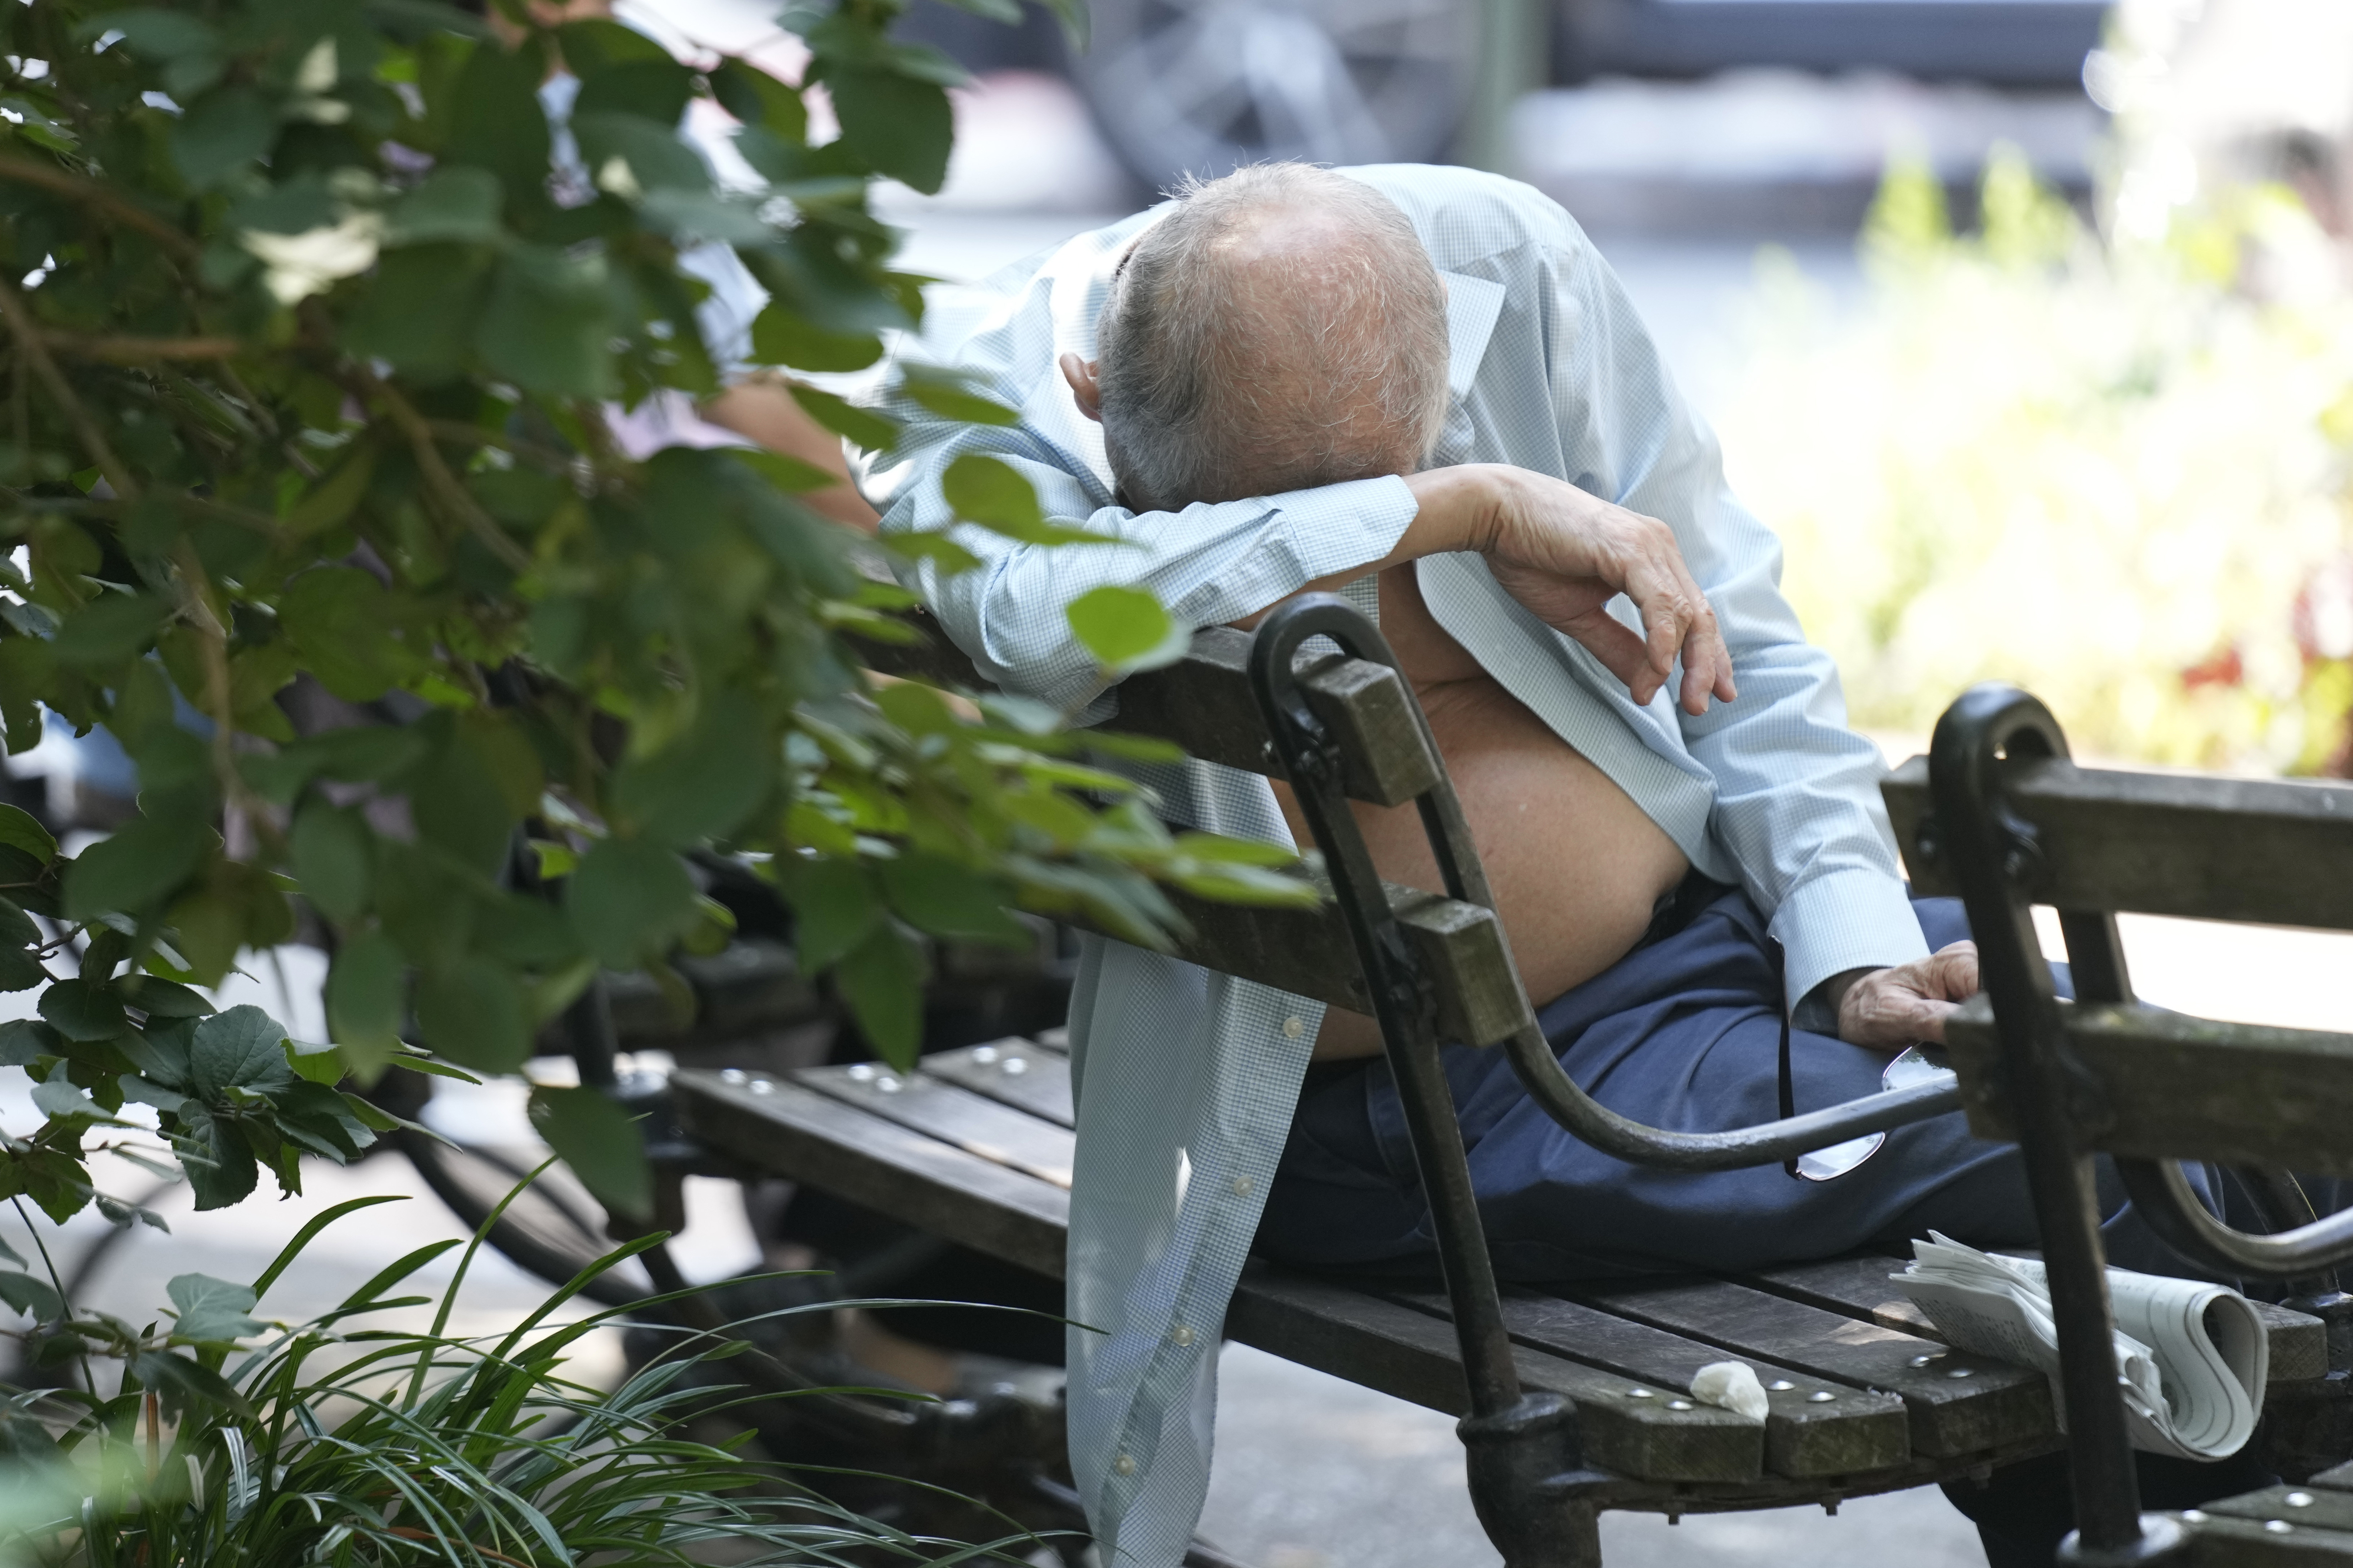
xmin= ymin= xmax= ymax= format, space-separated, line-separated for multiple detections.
xmin=1113 ymin=1454 xmax=1136 ymax=1476
xmin=1281 ymin=1016 xmax=1305 ymax=1039
xmin=1231 ymin=1176 xmax=1254 ymax=1196
xmin=1171 ymin=1325 xmax=1194 ymax=1346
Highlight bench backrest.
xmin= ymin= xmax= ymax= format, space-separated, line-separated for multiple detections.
xmin=859 ymin=612 xmax=1531 ymax=1043
xmin=1880 ymin=747 xmax=2353 ymax=1180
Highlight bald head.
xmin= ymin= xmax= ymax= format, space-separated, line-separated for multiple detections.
xmin=1088 ymin=165 xmax=1449 ymax=512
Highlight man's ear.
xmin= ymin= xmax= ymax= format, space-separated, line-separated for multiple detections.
xmin=1059 ymin=352 xmax=1103 ymax=424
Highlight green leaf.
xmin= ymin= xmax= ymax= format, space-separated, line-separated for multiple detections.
xmin=1067 ymin=585 xmax=1192 ymax=675
xmin=63 ymin=812 xmax=215 ymax=921
xmin=38 ymin=978 xmax=127 ymax=1043
xmin=556 ymin=16 xmax=674 ymax=73
xmin=826 ymin=65 xmax=952 ymax=194
xmin=343 ymin=243 xmax=492 ymax=379
xmin=311 ymin=724 xmax=431 ymax=784
xmin=1172 ymin=832 xmax=1301 ymax=867
xmin=290 ymin=802 xmax=372 ymax=923
xmin=172 ymin=88 xmax=274 ymax=190
xmin=871 ymin=680 xmax=958 ymax=736
xmin=273 ymin=1079 xmax=375 ymax=1160
xmin=229 ymin=175 xmax=335 ymax=236
xmin=0 ymin=804 xmax=58 ymax=868
xmin=444 ymin=36 xmax=551 ymax=212
xmin=731 ymin=448 xmax=842 ymax=495
xmin=251 ymin=1193 xmax=409 ymax=1298
xmin=286 ymin=1038 xmax=343 ymax=1086
xmin=901 ymin=367 xmax=1021 ymax=426
xmin=941 ymin=453 xmax=1109 ymax=545
xmin=573 ymin=109 xmax=710 ymax=194
xmin=528 ymin=1086 xmax=651 ymax=1222
xmin=0 ymin=1270 xmax=62 ymax=1323
xmin=120 ymin=975 xmax=213 ymax=1017
xmin=789 ymin=383 xmax=899 ymax=452
xmin=878 ymin=852 xmax=1029 ymax=947
xmin=188 ymin=1005 xmax=294 ymax=1100
xmin=413 ymin=955 xmax=530 ymax=1073
xmin=131 ymin=1350 xmax=254 ymax=1421
xmin=326 ymin=930 xmax=405 ymax=1081
xmin=782 ymin=856 xmax=881 ymax=972
xmin=118 ymin=1017 xmax=191 ymax=1087
xmin=284 ymin=439 xmax=379 ymax=535
xmin=384 ymin=165 xmax=505 ymax=246
xmin=0 ymin=1019 xmax=59 ymax=1067
xmin=575 ymin=57 xmax=695 ymax=126
xmin=566 ymin=838 xmax=700 ymax=968
xmin=750 ymin=305 xmax=882 ymax=371
xmin=0 ymin=944 xmax=45 ymax=994
xmin=884 ymin=530 xmax=985 ymax=577
xmin=1169 ymin=864 xmax=1322 ymax=907
xmin=608 ymin=692 xmax=775 ymax=846
xmin=408 ymin=729 xmax=515 ymax=878
xmin=478 ymin=245 xmax=619 ymax=399
xmin=278 ymin=567 xmax=414 ymax=703
xmin=709 ymin=58 xmax=806 ymax=143
xmin=92 ymin=8 xmax=221 ymax=59
xmin=175 ymin=1107 xmax=259 ymax=1210
xmin=835 ymin=924 xmax=925 ymax=1069
xmin=52 ymin=593 xmax=168 ymax=669
xmin=165 ymin=1272 xmax=260 ymax=1343
xmin=31 ymin=1075 xmax=103 ymax=1122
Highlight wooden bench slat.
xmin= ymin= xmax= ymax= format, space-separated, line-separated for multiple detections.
xmin=1559 ymin=1276 xmax=2054 ymax=1459
xmin=2311 ymin=1460 xmax=2353 ymax=1492
xmin=1391 ymin=1286 xmax=1913 ymax=1479
xmin=1882 ymin=755 xmax=2353 ymax=932
xmin=676 ymin=1067 xmax=1769 ymax=1484
xmin=1942 ymin=1000 xmax=2353 ymax=1181
xmin=857 ymin=619 xmax=1435 ymax=808
xmin=922 ymin=1039 xmax=1076 ymax=1127
xmin=1227 ymin=1269 xmax=1764 ymax=1484
xmin=796 ymin=1066 xmax=1075 ymax=1189
xmin=674 ymin=1068 xmax=1070 ymax=1279
xmin=2183 ymin=1512 xmax=2353 ymax=1566
xmin=1744 ymin=1255 xmax=2334 ymax=1386
xmin=2208 ymin=1487 xmax=2353 ymax=1533
xmin=1150 ymin=876 xmax=1531 ymax=1050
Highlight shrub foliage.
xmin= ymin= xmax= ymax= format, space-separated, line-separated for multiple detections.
xmin=0 ymin=0 xmax=1307 ymax=1252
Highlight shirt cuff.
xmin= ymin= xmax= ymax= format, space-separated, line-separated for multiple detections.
xmin=1769 ymin=867 xmax=1931 ymax=1017
xmin=1257 ymin=474 xmax=1419 ymax=586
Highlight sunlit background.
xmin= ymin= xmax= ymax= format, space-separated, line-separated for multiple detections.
xmin=12 ymin=5 xmax=2353 ymax=1566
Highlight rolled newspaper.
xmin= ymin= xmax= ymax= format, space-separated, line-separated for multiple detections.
xmin=1890 ymin=1233 xmax=2267 ymax=1461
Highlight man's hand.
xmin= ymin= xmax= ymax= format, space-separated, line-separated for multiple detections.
xmin=1409 ymin=465 xmax=1736 ymax=716
xmin=1834 ymin=941 xmax=1981 ymax=1050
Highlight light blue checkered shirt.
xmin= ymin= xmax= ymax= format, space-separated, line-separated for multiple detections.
xmin=860 ymin=165 xmax=1929 ymax=1568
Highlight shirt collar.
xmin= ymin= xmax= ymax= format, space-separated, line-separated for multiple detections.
xmin=1441 ymin=271 xmax=1507 ymax=398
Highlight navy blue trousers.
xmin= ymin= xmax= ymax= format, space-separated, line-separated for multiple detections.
xmin=1258 ymin=888 xmax=2280 ymax=1280
xmin=1254 ymin=886 xmax=2342 ymax=1567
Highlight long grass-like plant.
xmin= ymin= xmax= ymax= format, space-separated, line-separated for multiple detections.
xmin=0 ymin=1190 xmax=1028 ymax=1567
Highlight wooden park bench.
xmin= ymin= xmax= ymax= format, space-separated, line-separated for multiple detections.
xmin=667 ymin=598 xmax=2352 ymax=1567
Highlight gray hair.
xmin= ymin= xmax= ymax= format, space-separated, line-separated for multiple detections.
xmin=1093 ymin=164 xmax=1450 ymax=512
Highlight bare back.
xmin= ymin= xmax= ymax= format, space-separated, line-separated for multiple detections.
xmin=1274 ymin=566 xmax=1690 ymax=1060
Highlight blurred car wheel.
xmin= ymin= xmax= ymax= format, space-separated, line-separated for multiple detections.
xmin=1071 ymin=0 xmax=1484 ymax=190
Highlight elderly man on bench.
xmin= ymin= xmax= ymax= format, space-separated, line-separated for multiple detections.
xmin=859 ymin=162 xmax=2328 ymax=1568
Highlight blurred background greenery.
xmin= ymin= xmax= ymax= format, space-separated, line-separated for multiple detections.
xmin=1720 ymin=1 xmax=2353 ymax=776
